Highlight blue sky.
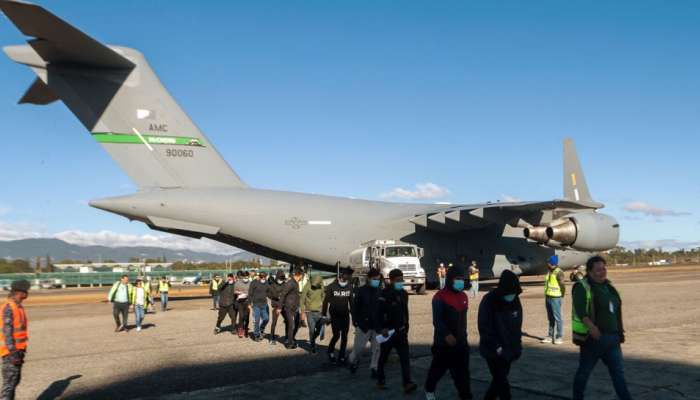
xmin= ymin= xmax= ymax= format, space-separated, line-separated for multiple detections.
xmin=0 ymin=0 xmax=698 ymax=253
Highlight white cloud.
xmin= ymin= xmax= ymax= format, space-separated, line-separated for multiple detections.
xmin=619 ymin=239 xmax=700 ymax=251
xmin=53 ymin=230 xmax=239 ymax=255
xmin=623 ymin=201 xmax=691 ymax=217
xmin=381 ymin=182 xmax=450 ymax=200
xmin=0 ymin=221 xmax=43 ymax=241
xmin=500 ymin=194 xmax=522 ymax=203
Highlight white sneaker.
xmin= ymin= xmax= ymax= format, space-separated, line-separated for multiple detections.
xmin=136 ymin=326 xmax=141 ymax=332
xmin=541 ymin=336 xmax=553 ymax=343
xmin=425 ymin=392 xmax=436 ymax=400
xmin=554 ymin=338 xmax=563 ymax=345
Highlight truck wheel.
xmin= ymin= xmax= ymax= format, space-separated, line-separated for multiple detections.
xmin=415 ymin=284 xmax=426 ymax=295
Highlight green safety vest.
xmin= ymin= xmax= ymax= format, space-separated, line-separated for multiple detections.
xmin=544 ymin=267 xmax=563 ymax=297
xmin=571 ymin=279 xmax=594 ymax=345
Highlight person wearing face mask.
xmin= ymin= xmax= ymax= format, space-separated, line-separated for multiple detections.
xmin=234 ymin=271 xmax=252 ymax=338
xmin=376 ymin=269 xmax=416 ymax=394
xmin=322 ymin=267 xmax=354 ymax=365
xmin=248 ymin=272 xmax=270 ymax=342
xmin=214 ymin=274 xmax=237 ymax=335
xmin=267 ymin=270 xmax=287 ymax=345
xmin=424 ymin=266 xmax=472 ymax=400
xmin=301 ymin=274 xmax=325 ymax=353
xmin=478 ymin=269 xmax=523 ymax=400
xmin=348 ymin=269 xmax=382 ymax=378
xmin=280 ymin=268 xmax=304 ymax=349
xmin=572 ymin=256 xmax=630 ymax=400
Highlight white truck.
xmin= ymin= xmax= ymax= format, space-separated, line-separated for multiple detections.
xmin=349 ymin=240 xmax=427 ymax=294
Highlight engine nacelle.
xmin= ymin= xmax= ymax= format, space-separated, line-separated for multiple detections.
xmin=546 ymin=212 xmax=619 ymax=251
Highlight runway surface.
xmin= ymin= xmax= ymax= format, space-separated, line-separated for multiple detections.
xmin=17 ymin=265 xmax=700 ymax=399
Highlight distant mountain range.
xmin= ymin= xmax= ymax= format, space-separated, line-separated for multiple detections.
xmin=0 ymin=238 xmax=264 ymax=263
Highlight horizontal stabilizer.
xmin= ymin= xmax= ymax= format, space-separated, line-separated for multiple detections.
xmin=19 ymin=77 xmax=58 ymax=105
xmin=0 ymin=0 xmax=134 ymax=69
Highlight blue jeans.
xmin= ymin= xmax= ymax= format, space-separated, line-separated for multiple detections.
xmin=573 ymin=334 xmax=631 ymax=400
xmin=469 ymin=280 xmax=479 ymax=298
xmin=160 ymin=293 xmax=168 ymax=311
xmin=212 ymin=294 xmax=219 ymax=309
xmin=545 ymin=296 xmax=563 ymax=339
xmin=306 ymin=311 xmax=325 ymax=343
xmin=253 ymin=305 xmax=269 ymax=337
xmin=135 ymin=305 xmax=145 ymax=328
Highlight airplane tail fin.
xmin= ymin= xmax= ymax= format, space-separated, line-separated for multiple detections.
xmin=1 ymin=0 xmax=246 ymax=190
xmin=563 ymin=138 xmax=593 ymax=202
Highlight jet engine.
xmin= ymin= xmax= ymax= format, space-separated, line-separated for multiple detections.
xmin=524 ymin=212 xmax=619 ymax=252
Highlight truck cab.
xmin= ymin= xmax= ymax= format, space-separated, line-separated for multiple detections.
xmin=349 ymin=240 xmax=427 ymax=294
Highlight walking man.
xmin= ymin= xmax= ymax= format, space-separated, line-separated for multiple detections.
xmin=348 ymin=269 xmax=382 ymax=378
xmin=376 ymin=269 xmax=417 ymax=394
xmin=130 ymin=279 xmax=150 ymax=332
xmin=572 ymin=256 xmax=631 ymax=400
xmin=267 ymin=270 xmax=286 ymax=344
xmin=542 ymin=255 xmax=565 ymax=345
xmin=209 ymin=275 xmax=222 ymax=310
xmin=157 ymin=276 xmax=171 ymax=312
xmin=468 ymin=261 xmax=479 ymax=299
xmin=424 ymin=266 xmax=472 ymax=400
xmin=436 ymin=263 xmax=447 ymax=290
xmin=234 ymin=271 xmax=251 ymax=338
xmin=248 ymin=272 xmax=270 ymax=341
xmin=301 ymin=274 xmax=325 ymax=353
xmin=322 ymin=267 xmax=353 ymax=365
xmin=108 ymin=274 xmax=133 ymax=332
xmin=280 ymin=268 xmax=303 ymax=349
xmin=478 ymin=270 xmax=523 ymax=400
xmin=1 ymin=280 xmax=30 ymax=400
xmin=214 ymin=274 xmax=237 ymax=335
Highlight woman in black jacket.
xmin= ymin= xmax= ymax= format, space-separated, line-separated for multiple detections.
xmin=478 ymin=269 xmax=523 ymax=400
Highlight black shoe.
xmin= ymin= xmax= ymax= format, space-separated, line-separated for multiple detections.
xmin=338 ymin=357 xmax=346 ymax=366
xmin=370 ymin=368 xmax=378 ymax=380
xmin=285 ymin=342 xmax=298 ymax=349
xmin=311 ymin=343 xmax=317 ymax=354
xmin=328 ymin=353 xmax=337 ymax=365
xmin=349 ymin=362 xmax=358 ymax=374
xmin=214 ymin=327 xmax=221 ymax=335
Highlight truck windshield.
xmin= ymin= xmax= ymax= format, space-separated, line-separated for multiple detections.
xmin=385 ymin=246 xmax=416 ymax=258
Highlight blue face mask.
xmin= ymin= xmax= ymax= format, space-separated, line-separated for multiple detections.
xmin=452 ymin=280 xmax=465 ymax=291
xmin=503 ymin=294 xmax=516 ymax=302
xmin=369 ymin=279 xmax=381 ymax=288
xmin=393 ymin=282 xmax=404 ymax=291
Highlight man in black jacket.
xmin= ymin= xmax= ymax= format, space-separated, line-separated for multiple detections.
xmin=214 ymin=274 xmax=237 ymax=335
xmin=280 ymin=268 xmax=303 ymax=349
xmin=424 ymin=266 xmax=472 ymax=400
xmin=322 ymin=266 xmax=353 ymax=365
xmin=248 ymin=271 xmax=270 ymax=342
xmin=478 ymin=269 xmax=523 ymax=400
xmin=348 ymin=268 xmax=382 ymax=376
xmin=376 ymin=269 xmax=417 ymax=394
xmin=267 ymin=270 xmax=286 ymax=344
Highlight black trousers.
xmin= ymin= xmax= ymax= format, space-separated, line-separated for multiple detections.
xmin=216 ymin=304 xmax=236 ymax=328
xmin=485 ymin=357 xmax=512 ymax=400
xmin=425 ymin=345 xmax=471 ymax=399
xmin=377 ymin=330 xmax=411 ymax=385
xmin=112 ymin=302 xmax=129 ymax=328
xmin=270 ymin=306 xmax=282 ymax=337
xmin=236 ymin=301 xmax=250 ymax=330
xmin=328 ymin=312 xmax=350 ymax=359
xmin=283 ymin=307 xmax=300 ymax=343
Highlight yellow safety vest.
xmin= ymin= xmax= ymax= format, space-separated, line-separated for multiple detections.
xmin=159 ymin=281 xmax=169 ymax=292
xmin=469 ymin=269 xmax=479 ymax=281
xmin=544 ymin=267 xmax=562 ymax=297
xmin=211 ymin=280 xmax=220 ymax=291
xmin=572 ymin=279 xmax=593 ymax=344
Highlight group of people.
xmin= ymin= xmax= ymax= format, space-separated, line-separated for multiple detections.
xmin=436 ymin=261 xmax=480 ymax=298
xmin=107 ymin=275 xmax=171 ymax=332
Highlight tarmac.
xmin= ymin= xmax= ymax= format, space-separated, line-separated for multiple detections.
xmin=16 ymin=265 xmax=700 ymax=400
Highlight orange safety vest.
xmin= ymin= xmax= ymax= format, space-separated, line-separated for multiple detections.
xmin=0 ymin=300 xmax=28 ymax=356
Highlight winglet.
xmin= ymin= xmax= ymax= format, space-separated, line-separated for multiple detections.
xmin=563 ymin=138 xmax=593 ymax=202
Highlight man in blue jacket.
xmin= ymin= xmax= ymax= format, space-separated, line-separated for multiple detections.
xmin=424 ymin=266 xmax=472 ymax=400
xmin=478 ymin=270 xmax=523 ymax=400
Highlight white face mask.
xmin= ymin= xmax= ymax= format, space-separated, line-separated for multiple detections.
xmin=338 ymin=281 xmax=348 ymax=287
xmin=277 ymin=279 xmax=284 ymax=284
xmin=243 ymin=278 xmax=250 ymax=283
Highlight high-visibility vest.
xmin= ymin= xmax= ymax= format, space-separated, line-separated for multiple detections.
xmin=572 ymin=279 xmax=593 ymax=344
xmin=0 ymin=300 xmax=28 ymax=356
xmin=211 ymin=280 xmax=220 ymax=291
xmin=544 ymin=267 xmax=563 ymax=297
xmin=469 ymin=269 xmax=479 ymax=281
xmin=159 ymin=281 xmax=169 ymax=292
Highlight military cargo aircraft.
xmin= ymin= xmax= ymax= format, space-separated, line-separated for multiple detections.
xmin=1 ymin=1 xmax=619 ymax=285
